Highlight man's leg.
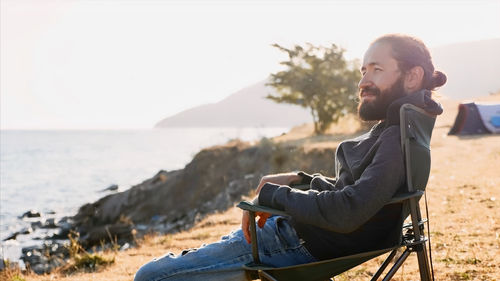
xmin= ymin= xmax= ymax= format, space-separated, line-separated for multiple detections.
xmin=134 ymin=216 xmax=316 ymax=281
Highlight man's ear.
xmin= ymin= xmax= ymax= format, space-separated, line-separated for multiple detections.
xmin=404 ymin=66 xmax=424 ymax=93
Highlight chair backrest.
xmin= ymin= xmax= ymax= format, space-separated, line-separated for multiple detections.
xmin=400 ymin=104 xmax=436 ymax=193
xmin=399 ymin=104 xmax=436 ymax=281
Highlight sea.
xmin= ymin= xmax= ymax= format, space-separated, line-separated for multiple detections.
xmin=0 ymin=127 xmax=289 ymax=261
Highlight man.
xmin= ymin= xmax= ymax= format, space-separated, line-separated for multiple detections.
xmin=135 ymin=34 xmax=446 ymax=281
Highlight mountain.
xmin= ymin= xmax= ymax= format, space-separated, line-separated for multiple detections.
xmin=431 ymin=38 xmax=500 ymax=99
xmin=156 ymin=38 xmax=500 ymax=128
xmin=155 ymin=81 xmax=312 ymax=128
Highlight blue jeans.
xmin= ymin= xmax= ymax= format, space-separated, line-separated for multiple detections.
xmin=134 ymin=216 xmax=317 ymax=281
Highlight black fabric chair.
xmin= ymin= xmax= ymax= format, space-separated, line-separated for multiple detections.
xmin=237 ymin=104 xmax=436 ymax=281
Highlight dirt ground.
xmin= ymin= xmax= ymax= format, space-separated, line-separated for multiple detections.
xmin=7 ymin=94 xmax=500 ymax=281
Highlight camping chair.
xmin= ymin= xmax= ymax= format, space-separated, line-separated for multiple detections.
xmin=237 ymin=104 xmax=436 ymax=281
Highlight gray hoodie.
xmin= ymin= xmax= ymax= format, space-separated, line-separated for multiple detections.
xmin=258 ymin=90 xmax=443 ymax=260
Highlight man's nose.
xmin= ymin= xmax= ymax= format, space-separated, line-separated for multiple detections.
xmin=358 ymin=75 xmax=372 ymax=90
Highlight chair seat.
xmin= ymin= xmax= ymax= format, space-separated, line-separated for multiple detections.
xmin=244 ymin=247 xmax=396 ymax=281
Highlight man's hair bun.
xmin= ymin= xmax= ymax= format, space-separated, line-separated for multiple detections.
xmin=431 ymin=70 xmax=447 ymax=89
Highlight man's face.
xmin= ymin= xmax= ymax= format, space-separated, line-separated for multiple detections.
xmin=357 ymin=42 xmax=407 ymax=121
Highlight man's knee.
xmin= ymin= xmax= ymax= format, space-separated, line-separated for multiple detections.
xmin=134 ymin=261 xmax=158 ymax=281
xmin=134 ymin=253 xmax=175 ymax=281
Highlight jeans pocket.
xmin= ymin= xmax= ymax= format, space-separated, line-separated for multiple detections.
xmin=298 ymin=244 xmax=318 ymax=262
xmin=275 ymin=217 xmax=302 ymax=249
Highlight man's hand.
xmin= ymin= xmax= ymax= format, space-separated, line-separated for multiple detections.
xmin=241 ymin=210 xmax=271 ymax=244
xmin=241 ymin=172 xmax=302 ymax=244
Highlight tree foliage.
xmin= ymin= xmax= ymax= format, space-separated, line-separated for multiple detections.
xmin=267 ymin=43 xmax=361 ymax=134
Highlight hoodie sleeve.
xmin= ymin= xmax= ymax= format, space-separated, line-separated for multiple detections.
xmin=258 ymin=126 xmax=405 ymax=233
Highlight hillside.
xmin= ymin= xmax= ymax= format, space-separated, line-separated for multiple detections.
xmin=155 ymin=80 xmax=311 ymax=128
xmin=431 ymin=38 xmax=500 ymax=99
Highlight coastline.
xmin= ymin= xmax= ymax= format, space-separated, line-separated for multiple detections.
xmin=0 ymin=127 xmax=289 ymax=271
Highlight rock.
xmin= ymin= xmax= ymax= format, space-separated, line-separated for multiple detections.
xmin=120 ymin=242 xmax=130 ymax=251
xmin=47 ymin=228 xmax=70 ymax=240
xmin=3 ymin=227 xmax=33 ymax=241
xmin=3 ymin=232 xmax=18 ymax=241
xmin=79 ymin=223 xmax=134 ymax=248
xmin=31 ymin=221 xmax=43 ymax=229
xmin=43 ymin=218 xmax=57 ymax=228
xmin=21 ymin=227 xmax=33 ymax=234
xmin=32 ymin=263 xmax=48 ymax=274
xmin=22 ymin=249 xmax=46 ymax=266
xmin=21 ymin=241 xmax=69 ymax=274
xmin=21 ymin=245 xmax=39 ymax=255
xmin=20 ymin=210 xmax=41 ymax=218
xmin=56 ymin=217 xmax=73 ymax=233
xmin=100 ymin=184 xmax=119 ymax=192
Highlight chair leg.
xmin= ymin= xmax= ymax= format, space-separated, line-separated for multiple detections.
xmin=370 ymin=249 xmax=398 ymax=281
xmin=408 ymin=198 xmax=432 ymax=281
xmin=415 ymin=244 xmax=432 ymax=281
xmin=381 ymin=248 xmax=411 ymax=281
xmin=248 ymin=211 xmax=261 ymax=264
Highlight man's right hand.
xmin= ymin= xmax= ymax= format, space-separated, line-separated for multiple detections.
xmin=255 ymin=173 xmax=303 ymax=194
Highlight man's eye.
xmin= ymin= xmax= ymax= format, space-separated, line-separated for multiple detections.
xmin=375 ymin=68 xmax=382 ymax=72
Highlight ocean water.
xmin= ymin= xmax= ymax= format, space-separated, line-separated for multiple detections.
xmin=0 ymin=128 xmax=288 ymax=254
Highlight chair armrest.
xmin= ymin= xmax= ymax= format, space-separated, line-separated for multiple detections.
xmin=236 ymin=184 xmax=307 ymax=215
xmin=237 ymin=201 xmax=288 ymax=217
xmin=238 ymin=190 xmax=424 ymax=215
xmin=388 ymin=190 xmax=424 ymax=204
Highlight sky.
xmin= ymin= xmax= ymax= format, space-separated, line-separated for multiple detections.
xmin=1 ymin=0 xmax=499 ymax=130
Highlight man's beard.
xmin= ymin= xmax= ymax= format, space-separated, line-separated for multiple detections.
xmin=357 ymin=76 xmax=406 ymax=121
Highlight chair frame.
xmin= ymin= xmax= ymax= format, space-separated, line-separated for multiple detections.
xmin=237 ymin=104 xmax=435 ymax=281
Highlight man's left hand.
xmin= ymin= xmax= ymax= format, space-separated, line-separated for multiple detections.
xmin=241 ymin=210 xmax=271 ymax=244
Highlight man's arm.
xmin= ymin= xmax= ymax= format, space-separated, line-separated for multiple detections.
xmin=258 ymin=126 xmax=405 ymax=234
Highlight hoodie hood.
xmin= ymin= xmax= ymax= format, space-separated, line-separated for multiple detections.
xmin=385 ymin=89 xmax=443 ymax=126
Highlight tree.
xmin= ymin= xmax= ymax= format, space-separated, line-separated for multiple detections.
xmin=267 ymin=43 xmax=361 ymax=134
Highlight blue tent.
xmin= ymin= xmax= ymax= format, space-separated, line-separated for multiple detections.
xmin=449 ymin=102 xmax=500 ymax=135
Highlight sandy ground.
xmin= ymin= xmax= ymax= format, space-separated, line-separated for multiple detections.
xmin=6 ymin=94 xmax=500 ymax=281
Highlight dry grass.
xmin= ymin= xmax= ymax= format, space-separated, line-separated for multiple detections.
xmin=0 ymin=264 xmax=26 ymax=281
xmin=19 ymin=93 xmax=500 ymax=281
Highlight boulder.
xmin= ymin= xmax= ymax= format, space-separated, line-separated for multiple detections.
xmin=100 ymin=184 xmax=119 ymax=192
xmin=3 ymin=227 xmax=33 ymax=241
xmin=20 ymin=210 xmax=41 ymax=218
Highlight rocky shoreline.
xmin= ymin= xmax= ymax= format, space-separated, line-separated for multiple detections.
xmin=3 ymin=138 xmax=338 ymax=274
